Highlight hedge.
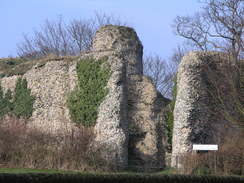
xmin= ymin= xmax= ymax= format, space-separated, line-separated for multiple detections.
xmin=0 ymin=173 xmax=243 ymax=183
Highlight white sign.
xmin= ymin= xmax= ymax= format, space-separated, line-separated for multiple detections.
xmin=193 ymin=144 xmax=218 ymax=151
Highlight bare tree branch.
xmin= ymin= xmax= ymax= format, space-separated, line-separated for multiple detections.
xmin=172 ymin=0 xmax=244 ymax=60
xmin=17 ymin=13 xmax=129 ymax=59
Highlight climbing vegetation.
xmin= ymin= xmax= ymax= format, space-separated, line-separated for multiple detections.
xmin=165 ymin=75 xmax=177 ymax=150
xmin=0 ymin=86 xmax=13 ymax=118
xmin=0 ymin=78 xmax=35 ymax=120
xmin=68 ymin=57 xmax=110 ymax=127
xmin=13 ymin=79 xmax=35 ymax=119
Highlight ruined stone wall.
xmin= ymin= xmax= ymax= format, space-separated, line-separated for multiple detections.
xmin=0 ymin=25 xmax=168 ymax=171
xmin=93 ymin=25 xmax=167 ymax=171
xmin=78 ymin=50 xmax=129 ymax=169
xmin=93 ymin=25 xmax=143 ymax=76
xmin=171 ymin=51 xmax=240 ymax=167
xmin=24 ymin=60 xmax=78 ymax=134
xmin=1 ymin=60 xmax=78 ymax=134
xmin=127 ymin=75 xmax=168 ymax=172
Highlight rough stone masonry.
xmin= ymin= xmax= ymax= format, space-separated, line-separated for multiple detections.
xmin=0 ymin=25 xmax=169 ymax=171
xmin=171 ymin=51 xmax=241 ymax=167
xmin=1 ymin=25 xmax=241 ymax=172
xmin=92 ymin=25 xmax=169 ymax=171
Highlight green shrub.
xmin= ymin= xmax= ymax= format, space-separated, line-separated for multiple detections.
xmin=12 ymin=79 xmax=35 ymax=119
xmin=193 ymin=167 xmax=212 ymax=175
xmin=68 ymin=57 xmax=110 ymax=127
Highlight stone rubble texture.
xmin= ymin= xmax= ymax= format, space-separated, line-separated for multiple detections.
xmin=1 ymin=60 xmax=78 ymax=134
xmin=1 ymin=75 xmax=21 ymax=94
xmin=23 ymin=60 xmax=78 ymax=134
xmin=127 ymin=75 xmax=168 ymax=171
xmin=1 ymin=26 xmax=240 ymax=172
xmin=0 ymin=25 xmax=168 ymax=171
xmin=171 ymin=51 xmax=240 ymax=167
xmin=92 ymin=25 xmax=168 ymax=171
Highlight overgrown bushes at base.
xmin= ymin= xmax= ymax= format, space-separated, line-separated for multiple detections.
xmin=0 ymin=117 xmax=117 ymax=172
xmin=179 ymin=129 xmax=244 ymax=176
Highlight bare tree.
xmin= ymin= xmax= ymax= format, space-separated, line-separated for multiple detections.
xmin=203 ymin=57 xmax=244 ymax=128
xmin=172 ymin=0 xmax=244 ymax=130
xmin=170 ymin=44 xmax=188 ymax=65
xmin=172 ymin=0 xmax=244 ymax=60
xmin=143 ymin=43 xmax=189 ymax=98
xmin=68 ymin=18 xmax=94 ymax=54
xmin=17 ymin=13 xmax=128 ymax=59
xmin=143 ymin=54 xmax=175 ymax=98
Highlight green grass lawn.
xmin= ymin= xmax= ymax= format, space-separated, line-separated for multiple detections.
xmin=0 ymin=167 xmax=175 ymax=174
xmin=0 ymin=167 xmax=81 ymax=174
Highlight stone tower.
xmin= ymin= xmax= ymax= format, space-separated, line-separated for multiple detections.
xmin=171 ymin=51 xmax=241 ymax=167
xmin=92 ymin=25 xmax=168 ymax=171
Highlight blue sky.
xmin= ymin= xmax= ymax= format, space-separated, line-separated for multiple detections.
xmin=0 ymin=0 xmax=201 ymax=59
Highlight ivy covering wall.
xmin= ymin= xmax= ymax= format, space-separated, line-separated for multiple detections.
xmin=0 ymin=78 xmax=35 ymax=119
xmin=68 ymin=57 xmax=110 ymax=127
xmin=12 ymin=79 xmax=35 ymax=119
xmin=0 ymin=86 xmax=12 ymax=118
xmin=165 ymin=75 xmax=177 ymax=149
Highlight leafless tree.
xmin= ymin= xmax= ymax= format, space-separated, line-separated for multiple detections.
xmin=143 ymin=55 xmax=169 ymax=96
xmin=143 ymin=43 xmax=188 ymax=98
xmin=170 ymin=44 xmax=188 ymax=65
xmin=143 ymin=55 xmax=176 ymax=98
xmin=172 ymin=0 xmax=244 ymax=60
xmin=17 ymin=13 xmax=128 ymax=59
xmin=204 ymin=58 xmax=244 ymax=128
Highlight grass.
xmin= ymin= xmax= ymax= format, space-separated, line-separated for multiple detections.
xmin=0 ymin=167 xmax=175 ymax=175
xmin=0 ymin=168 xmax=81 ymax=174
xmin=0 ymin=55 xmax=78 ymax=78
xmin=0 ymin=58 xmax=26 ymax=77
xmin=155 ymin=167 xmax=175 ymax=175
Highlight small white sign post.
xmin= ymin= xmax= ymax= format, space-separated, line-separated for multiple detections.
xmin=193 ymin=144 xmax=218 ymax=173
xmin=193 ymin=144 xmax=218 ymax=151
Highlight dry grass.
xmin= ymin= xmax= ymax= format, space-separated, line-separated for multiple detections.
xmin=0 ymin=55 xmax=78 ymax=77
xmin=0 ymin=116 xmax=118 ymax=172
xmin=179 ymin=129 xmax=244 ymax=175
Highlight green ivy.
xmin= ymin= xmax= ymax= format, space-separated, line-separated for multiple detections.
xmin=12 ymin=79 xmax=35 ymax=119
xmin=0 ymin=85 xmax=4 ymax=118
xmin=2 ymin=89 xmax=13 ymax=115
xmin=68 ymin=57 xmax=110 ymax=127
xmin=0 ymin=79 xmax=34 ymax=120
xmin=165 ymin=75 xmax=177 ymax=149
xmin=0 ymin=86 xmax=13 ymax=118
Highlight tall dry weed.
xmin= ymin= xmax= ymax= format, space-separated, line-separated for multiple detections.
xmin=0 ymin=117 xmax=118 ymax=171
xmin=179 ymin=129 xmax=244 ymax=175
